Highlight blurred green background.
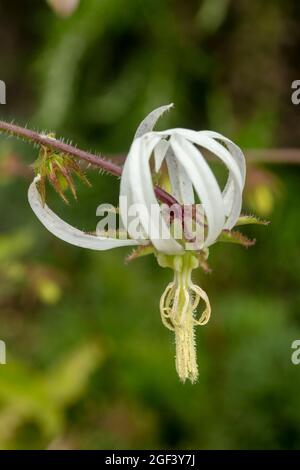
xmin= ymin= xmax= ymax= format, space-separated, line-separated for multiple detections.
xmin=0 ymin=0 xmax=300 ymax=450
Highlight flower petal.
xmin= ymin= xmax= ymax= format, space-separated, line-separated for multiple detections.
xmin=170 ymin=135 xmax=225 ymax=247
xmin=165 ymin=149 xmax=195 ymax=204
xmin=29 ymin=176 xmax=141 ymax=250
xmin=158 ymin=128 xmax=244 ymax=230
xmin=120 ymin=135 xmax=183 ymax=254
xmin=201 ymin=131 xmax=246 ymax=183
xmin=134 ymin=103 xmax=174 ymax=139
xmin=199 ymin=131 xmax=246 ymax=221
xmin=151 ymin=135 xmax=195 ymax=205
xmin=153 ymin=139 xmax=169 ymax=172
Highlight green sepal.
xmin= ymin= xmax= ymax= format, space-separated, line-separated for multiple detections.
xmin=125 ymin=245 xmax=154 ymax=263
xmin=217 ymin=230 xmax=256 ymax=247
xmin=197 ymin=250 xmax=212 ymax=274
xmin=235 ymin=214 xmax=270 ymax=227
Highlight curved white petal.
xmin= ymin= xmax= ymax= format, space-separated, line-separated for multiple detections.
xmin=29 ymin=176 xmax=141 ymax=251
xmin=199 ymin=130 xmax=246 ymax=221
xmin=201 ymin=130 xmax=246 ymax=183
xmin=154 ymin=139 xmax=169 ymax=172
xmin=135 ymin=105 xmax=194 ymax=203
xmin=156 ymin=128 xmax=244 ymax=229
xmin=170 ymin=135 xmax=225 ymax=247
xmin=165 ymin=148 xmax=195 ymax=205
xmin=152 ymin=137 xmax=195 ymax=205
xmin=134 ymin=103 xmax=174 ymax=139
xmin=120 ymin=135 xmax=183 ymax=254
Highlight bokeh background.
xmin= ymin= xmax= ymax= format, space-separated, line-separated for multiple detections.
xmin=0 ymin=0 xmax=300 ymax=450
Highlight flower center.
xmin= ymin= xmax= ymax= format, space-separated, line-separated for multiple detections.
xmin=156 ymin=252 xmax=211 ymax=383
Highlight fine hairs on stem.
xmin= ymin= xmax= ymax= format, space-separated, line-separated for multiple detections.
xmin=0 ymin=120 xmax=179 ymax=208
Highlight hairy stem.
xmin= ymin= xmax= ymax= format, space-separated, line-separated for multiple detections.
xmin=0 ymin=120 xmax=177 ymax=207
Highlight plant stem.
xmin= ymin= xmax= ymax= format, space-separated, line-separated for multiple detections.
xmin=0 ymin=120 xmax=178 ymax=207
xmin=246 ymin=148 xmax=300 ymax=164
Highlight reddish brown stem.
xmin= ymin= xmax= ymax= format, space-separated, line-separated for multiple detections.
xmin=0 ymin=120 xmax=177 ymax=206
xmin=246 ymin=148 xmax=300 ymax=164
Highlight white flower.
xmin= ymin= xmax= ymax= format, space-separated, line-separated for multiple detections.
xmin=28 ymin=104 xmax=246 ymax=383
xmin=120 ymin=103 xmax=245 ymax=253
xmin=29 ymin=104 xmax=245 ymax=254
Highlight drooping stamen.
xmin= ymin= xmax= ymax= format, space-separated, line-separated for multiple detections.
xmin=157 ymin=253 xmax=211 ymax=383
